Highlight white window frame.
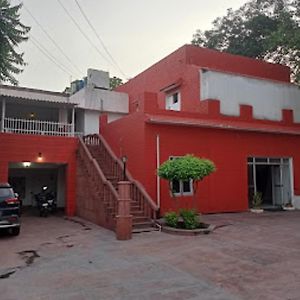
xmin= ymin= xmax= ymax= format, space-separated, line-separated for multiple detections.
xmin=165 ymin=91 xmax=181 ymax=111
xmin=169 ymin=156 xmax=193 ymax=197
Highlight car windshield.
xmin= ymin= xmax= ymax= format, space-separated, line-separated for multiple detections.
xmin=0 ymin=188 xmax=14 ymax=200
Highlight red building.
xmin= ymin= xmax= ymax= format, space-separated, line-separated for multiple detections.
xmin=1 ymin=45 xmax=300 ymax=236
xmin=101 ymin=45 xmax=300 ymax=215
xmin=0 ymin=71 xmax=128 ymax=218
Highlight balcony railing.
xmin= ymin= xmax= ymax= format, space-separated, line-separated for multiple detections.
xmin=1 ymin=117 xmax=77 ymax=137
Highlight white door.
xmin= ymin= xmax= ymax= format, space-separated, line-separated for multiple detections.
xmin=282 ymin=163 xmax=292 ymax=205
xmin=272 ymin=165 xmax=283 ymax=206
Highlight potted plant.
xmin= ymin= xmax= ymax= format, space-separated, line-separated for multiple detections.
xmin=282 ymin=201 xmax=295 ymax=211
xmin=250 ymin=192 xmax=264 ymax=213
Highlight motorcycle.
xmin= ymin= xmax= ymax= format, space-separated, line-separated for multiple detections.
xmin=34 ymin=186 xmax=57 ymax=217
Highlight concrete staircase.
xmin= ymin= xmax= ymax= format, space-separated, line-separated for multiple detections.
xmin=85 ymin=135 xmax=159 ymax=234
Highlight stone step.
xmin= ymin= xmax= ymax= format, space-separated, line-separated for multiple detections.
xmin=132 ymin=216 xmax=151 ymax=223
xmin=130 ymin=205 xmax=141 ymax=211
xmin=132 ymin=226 xmax=160 ymax=234
xmin=132 ymin=221 xmax=155 ymax=229
xmin=130 ymin=210 xmax=145 ymax=217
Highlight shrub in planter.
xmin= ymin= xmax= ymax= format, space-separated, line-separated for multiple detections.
xmin=164 ymin=211 xmax=179 ymax=227
xmin=180 ymin=209 xmax=199 ymax=229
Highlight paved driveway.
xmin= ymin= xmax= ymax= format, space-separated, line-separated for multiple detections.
xmin=0 ymin=211 xmax=300 ymax=300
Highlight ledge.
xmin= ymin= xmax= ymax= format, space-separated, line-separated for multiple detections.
xmin=161 ymin=223 xmax=215 ymax=236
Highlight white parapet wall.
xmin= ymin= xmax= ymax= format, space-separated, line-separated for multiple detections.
xmin=70 ymin=84 xmax=129 ymax=135
xmin=200 ymin=69 xmax=300 ymax=122
xmin=70 ymin=86 xmax=128 ymax=114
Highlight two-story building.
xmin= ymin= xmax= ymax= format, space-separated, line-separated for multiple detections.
xmin=0 ymin=69 xmax=128 ymax=216
xmin=1 ymin=44 xmax=300 ymax=226
xmin=101 ymin=44 xmax=300 ymax=214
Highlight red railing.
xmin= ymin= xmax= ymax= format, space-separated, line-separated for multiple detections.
xmin=83 ymin=134 xmax=159 ymax=220
xmin=78 ymin=137 xmax=119 ymax=228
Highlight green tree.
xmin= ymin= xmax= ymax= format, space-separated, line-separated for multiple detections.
xmin=192 ymin=0 xmax=300 ymax=83
xmin=158 ymin=154 xmax=216 ymax=211
xmin=109 ymin=76 xmax=123 ymax=90
xmin=0 ymin=0 xmax=30 ymax=85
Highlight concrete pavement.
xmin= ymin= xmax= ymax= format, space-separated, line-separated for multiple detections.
xmin=0 ymin=211 xmax=300 ymax=299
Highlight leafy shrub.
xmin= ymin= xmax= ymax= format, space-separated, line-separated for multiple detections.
xmin=180 ymin=209 xmax=199 ymax=229
xmin=164 ymin=211 xmax=179 ymax=228
xmin=158 ymin=154 xmax=216 ymax=181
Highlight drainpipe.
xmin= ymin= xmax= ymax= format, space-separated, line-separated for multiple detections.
xmin=156 ymin=134 xmax=160 ymax=209
xmin=1 ymin=99 xmax=5 ymax=132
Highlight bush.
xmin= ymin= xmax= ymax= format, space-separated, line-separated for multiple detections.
xmin=158 ymin=154 xmax=216 ymax=181
xmin=164 ymin=211 xmax=179 ymax=228
xmin=180 ymin=209 xmax=199 ymax=229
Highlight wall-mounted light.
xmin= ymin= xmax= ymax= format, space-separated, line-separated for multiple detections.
xmin=23 ymin=162 xmax=31 ymax=168
xmin=29 ymin=112 xmax=36 ymax=119
xmin=37 ymin=152 xmax=43 ymax=161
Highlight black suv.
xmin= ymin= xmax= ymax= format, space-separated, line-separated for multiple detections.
xmin=0 ymin=183 xmax=21 ymax=236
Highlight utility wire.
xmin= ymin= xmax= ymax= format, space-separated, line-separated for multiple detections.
xmin=56 ymin=0 xmax=116 ymax=70
xmin=74 ymin=0 xmax=127 ymax=78
xmin=29 ymin=34 xmax=75 ymax=77
xmin=23 ymin=4 xmax=82 ymax=78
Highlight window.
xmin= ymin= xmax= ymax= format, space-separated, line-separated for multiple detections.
xmin=171 ymin=179 xmax=193 ymax=196
xmin=165 ymin=91 xmax=181 ymax=111
xmin=169 ymin=156 xmax=193 ymax=196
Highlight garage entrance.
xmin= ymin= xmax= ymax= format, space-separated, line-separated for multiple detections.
xmin=8 ymin=162 xmax=66 ymax=211
xmin=248 ymin=157 xmax=292 ymax=208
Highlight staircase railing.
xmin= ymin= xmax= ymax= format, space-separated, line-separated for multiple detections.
xmin=78 ymin=137 xmax=119 ymax=228
xmin=83 ymin=134 xmax=159 ymax=220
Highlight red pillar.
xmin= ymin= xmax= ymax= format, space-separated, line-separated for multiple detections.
xmin=116 ymin=181 xmax=132 ymax=240
xmin=0 ymin=162 xmax=8 ymax=182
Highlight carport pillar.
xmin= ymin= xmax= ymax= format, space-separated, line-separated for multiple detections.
xmin=1 ymin=99 xmax=5 ymax=132
xmin=116 ymin=181 xmax=132 ymax=240
xmin=71 ymin=107 xmax=75 ymax=136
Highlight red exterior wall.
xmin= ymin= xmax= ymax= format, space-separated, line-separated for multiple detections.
xmin=101 ymin=112 xmax=147 ymax=183
xmin=0 ymin=133 xmax=78 ymax=216
xmin=144 ymin=124 xmax=300 ymax=214
xmin=117 ymin=45 xmax=291 ymax=114
xmin=102 ymin=45 xmax=300 ymax=215
xmin=102 ymin=109 xmax=300 ymax=215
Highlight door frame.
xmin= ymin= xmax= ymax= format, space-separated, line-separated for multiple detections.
xmin=247 ymin=157 xmax=293 ymax=207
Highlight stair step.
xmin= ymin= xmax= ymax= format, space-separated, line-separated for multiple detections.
xmin=131 ymin=206 xmax=141 ymax=211
xmin=132 ymin=221 xmax=154 ymax=229
xmin=132 ymin=226 xmax=160 ymax=234
xmin=133 ymin=216 xmax=151 ymax=223
xmin=130 ymin=210 xmax=145 ymax=216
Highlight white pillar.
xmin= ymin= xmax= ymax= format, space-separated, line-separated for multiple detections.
xmin=1 ymin=99 xmax=6 ymax=132
xmin=71 ymin=107 xmax=75 ymax=136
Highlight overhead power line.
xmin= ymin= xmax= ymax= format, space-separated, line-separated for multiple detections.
xmin=56 ymin=0 xmax=117 ymax=72
xmin=23 ymin=4 xmax=82 ymax=78
xmin=73 ymin=0 xmax=127 ymax=78
xmin=29 ymin=34 xmax=75 ymax=77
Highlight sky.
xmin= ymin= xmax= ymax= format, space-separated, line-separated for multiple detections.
xmin=11 ymin=0 xmax=249 ymax=92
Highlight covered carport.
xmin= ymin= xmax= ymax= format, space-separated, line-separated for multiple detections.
xmin=0 ymin=85 xmax=79 ymax=217
xmin=8 ymin=162 xmax=66 ymax=210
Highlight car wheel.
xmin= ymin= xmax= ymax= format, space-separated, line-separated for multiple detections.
xmin=11 ymin=227 xmax=20 ymax=236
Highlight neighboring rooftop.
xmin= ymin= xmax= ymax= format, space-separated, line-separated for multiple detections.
xmin=0 ymin=84 xmax=75 ymax=105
